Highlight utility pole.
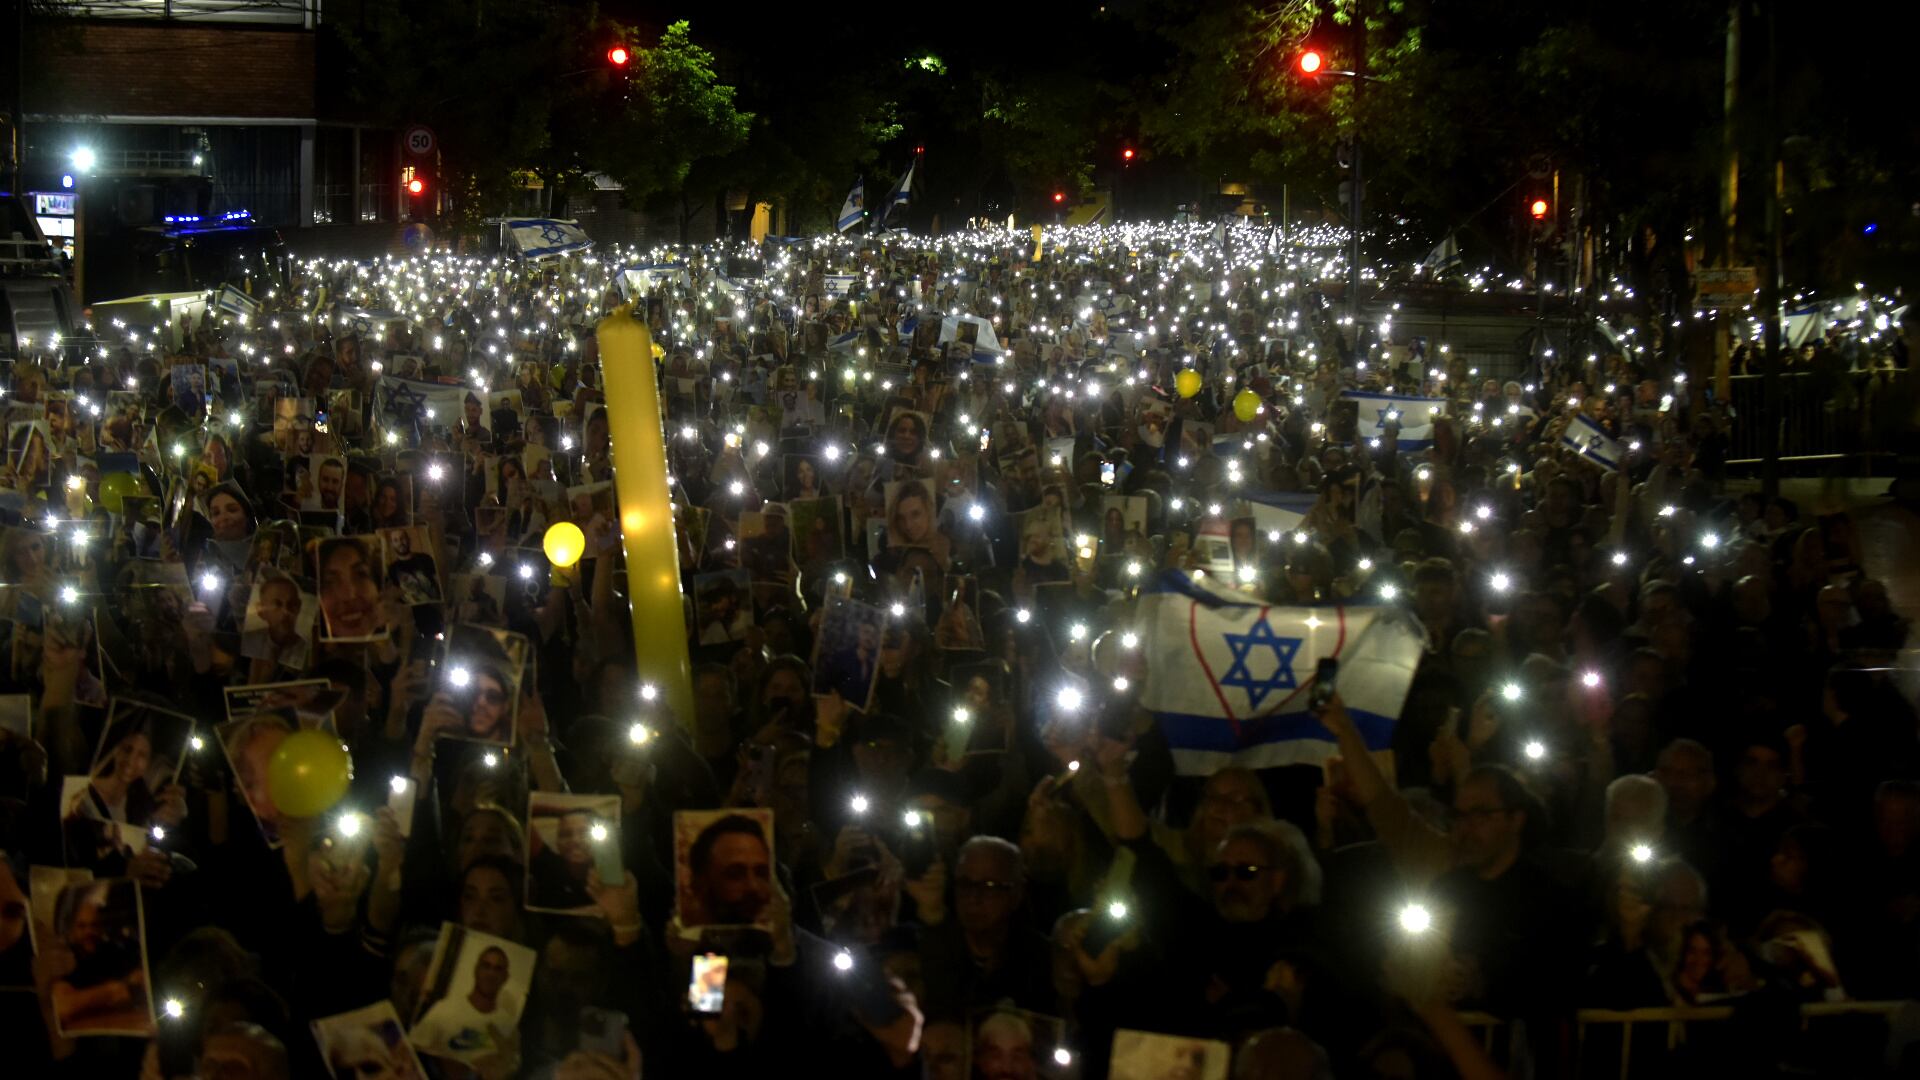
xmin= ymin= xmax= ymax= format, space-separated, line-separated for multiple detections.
xmin=1717 ymin=0 xmax=1741 ymax=403
xmin=1760 ymin=1 xmax=1783 ymax=497
xmin=9 ymin=0 xmax=25 ymax=190
xmin=1348 ymin=14 xmax=1365 ymax=339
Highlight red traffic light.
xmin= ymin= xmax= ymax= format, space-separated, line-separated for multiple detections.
xmin=607 ymin=45 xmax=631 ymax=66
xmin=1052 ymin=192 xmax=1065 ymax=204
xmin=407 ymin=178 xmax=425 ymax=196
xmin=914 ymin=145 xmax=925 ymax=155
xmin=1298 ymin=50 xmax=1324 ymax=75
xmin=1122 ymin=147 xmax=1135 ymax=161
xmin=1529 ymin=198 xmax=1550 ymax=220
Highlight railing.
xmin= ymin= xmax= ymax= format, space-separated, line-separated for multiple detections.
xmin=61 ymin=0 xmax=321 ymax=27
xmin=1457 ymin=1001 xmax=1911 ymax=1079
xmin=97 ymin=148 xmax=203 ymax=175
xmin=1725 ymin=370 xmax=1908 ymax=468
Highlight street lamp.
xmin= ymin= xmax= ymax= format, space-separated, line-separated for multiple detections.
xmin=70 ymin=147 xmax=97 ymax=173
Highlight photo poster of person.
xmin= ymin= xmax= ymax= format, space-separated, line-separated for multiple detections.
xmin=167 ymin=363 xmax=207 ymax=417
xmin=82 ymin=699 xmax=197 ymax=827
xmin=524 ymin=792 xmax=621 ymax=916
xmin=882 ymin=407 xmax=932 ymax=470
xmin=47 ymin=878 xmax=154 ymax=1037
xmin=8 ymin=420 xmax=52 ymax=491
xmin=1012 ymin=504 xmax=1070 ymax=587
xmin=672 ymin=808 xmax=776 ymax=932
xmin=1099 ymin=494 xmax=1149 ymax=554
xmin=782 ymin=453 xmax=824 ymax=501
xmin=436 ymin=624 xmax=527 ymax=748
xmin=315 ymin=535 xmax=388 ymax=643
xmin=933 ymin=574 xmax=985 ymax=653
xmin=58 ymin=775 xmax=151 ymax=872
xmin=675 ymin=503 xmax=711 ymax=573
xmin=967 ymin=1006 xmax=1068 ymax=1080
xmin=564 ymin=481 xmax=615 ymax=536
xmin=786 ymin=495 xmax=844 ymax=572
xmin=449 ymin=572 xmax=508 ymax=629
xmin=27 ymin=865 xmax=92 ymax=955
xmin=883 ymin=477 xmax=945 ymax=557
xmin=216 ymin=713 xmax=295 ymax=848
xmin=1108 ymin=1030 xmax=1233 ymax=1080
xmin=222 ymin=679 xmax=343 ymax=732
xmin=810 ymin=595 xmax=885 ymax=711
xmin=737 ymin=504 xmax=794 ymax=585
xmin=382 ymin=524 xmax=443 ymax=606
xmin=407 ymin=923 xmax=536 ymax=1066
xmin=692 ymin=569 xmax=754 ymax=647
xmin=312 ymin=1000 xmax=427 ymax=1080
xmin=240 ymin=574 xmax=319 ymax=670
xmin=304 ymin=454 xmax=350 ymax=513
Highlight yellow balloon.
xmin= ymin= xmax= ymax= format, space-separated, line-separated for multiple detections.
xmin=97 ymin=471 xmax=144 ymax=514
xmin=266 ymin=730 xmax=352 ymax=819
xmin=1233 ymin=388 xmax=1262 ymax=423
xmin=543 ymin=521 xmax=586 ymax=568
xmin=1175 ymin=369 xmax=1203 ymax=399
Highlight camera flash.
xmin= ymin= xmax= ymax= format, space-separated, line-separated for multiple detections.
xmin=833 ymin=950 xmax=854 ymax=972
xmin=1398 ymin=903 xmax=1434 ymax=934
xmin=590 ymin=823 xmax=609 ymax=843
xmin=849 ymin=794 xmax=870 ymax=815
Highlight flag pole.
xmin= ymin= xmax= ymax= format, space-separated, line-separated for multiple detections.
xmin=597 ymin=304 xmax=695 ymax=730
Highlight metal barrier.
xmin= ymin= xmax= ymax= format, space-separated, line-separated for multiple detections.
xmin=1725 ymin=370 xmax=1907 ymax=467
xmin=1454 ymin=1001 xmax=1910 ymax=1078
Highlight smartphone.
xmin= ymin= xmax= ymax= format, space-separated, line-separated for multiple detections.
xmin=1100 ymin=461 xmax=1116 ymax=486
xmin=386 ymin=777 xmax=417 ymax=839
xmin=1311 ymin=657 xmax=1339 ymax=711
xmin=592 ymin=819 xmax=623 ymax=884
xmin=897 ymin=815 xmax=937 ymax=878
xmin=837 ymin=949 xmax=906 ymax=1025
xmin=577 ymin=1006 xmax=628 ymax=1056
xmin=688 ymin=953 xmax=728 ymax=1014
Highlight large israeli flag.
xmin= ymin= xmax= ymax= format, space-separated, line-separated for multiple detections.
xmin=1559 ymin=413 xmax=1623 ymax=471
xmin=505 ymin=219 xmax=592 ymax=259
xmin=1139 ymin=571 xmax=1425 ymax=774
xmin=1419 ymin=233 xmax=1462 ymax=275
xmin=212 ymin=284 xmax=262 ymax=321
xmin=1342 ymin=390 xmax=1446 ymax=450
xmin=836 ymin=179 xmax=865 ymax=233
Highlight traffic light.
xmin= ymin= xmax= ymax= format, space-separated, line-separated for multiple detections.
xmin=607 ymin=45 xmax=631 ymax=66
xmin=914 ymin=145 xmax=925 ymax=156
xmin=408 ymin=178 xmax=426 ymax=196
xmin=1529 ymin=198 xmax=1550 ymax=220
xmin=1297 ymin=50 xmax=1324 ymax=76
xmin=1053 ymin=191 xmax=1066 ymax=204
xmin=1122 ymin=147 xmax=1135 ymax=163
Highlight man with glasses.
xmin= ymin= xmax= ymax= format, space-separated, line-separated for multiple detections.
xmin=917 ymin=836 xmax=1054 ymax=1020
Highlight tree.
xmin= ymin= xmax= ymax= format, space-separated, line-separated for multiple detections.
xmin=598 ymin=20 xmax=752 ymax=228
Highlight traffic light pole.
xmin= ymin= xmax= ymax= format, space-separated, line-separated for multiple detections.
xmin=1348 ymin=20 xmax=1366 ymax=337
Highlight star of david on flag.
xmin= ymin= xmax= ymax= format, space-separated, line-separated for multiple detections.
xmin=1137 ymin=570 xmax=1426 ymax=774
xmin=1218 ymin=615 xmax=1304 ymax=709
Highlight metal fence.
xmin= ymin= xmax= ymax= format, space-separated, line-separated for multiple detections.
xmin=1725 ymin=370 xmax=1908 ymax=467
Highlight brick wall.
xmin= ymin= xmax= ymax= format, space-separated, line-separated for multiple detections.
xmin=28 ymin=23 xmax=315 ymax=119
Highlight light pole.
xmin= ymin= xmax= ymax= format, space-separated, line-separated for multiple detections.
xmin=1294 ymin=47 xmax=1382 ymax=349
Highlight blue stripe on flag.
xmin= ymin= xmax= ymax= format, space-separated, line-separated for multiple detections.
xmin=1157 ymin=706 xmax=1396 ymax=754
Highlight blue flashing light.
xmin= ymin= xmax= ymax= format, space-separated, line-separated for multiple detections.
xmin=61 ymin=175 xmax=74 ymax=190
xmin=163 ymin=215 xmax=204 ymax=224
xmin=1863 ymin=222 xmax=1878 ymax=235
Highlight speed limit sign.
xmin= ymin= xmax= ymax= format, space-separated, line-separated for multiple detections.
xmin=404 ymin=125 xmax=436 ymax=156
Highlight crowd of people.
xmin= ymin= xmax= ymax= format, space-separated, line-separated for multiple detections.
xmin=0 ymin=220 xmax=1915 ymax=1079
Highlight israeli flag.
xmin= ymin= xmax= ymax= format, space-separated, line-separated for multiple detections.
xmin=823 ymin=274 xmax=859 ymax=299
xmin=836 ymin=179 xmax=865 ymax=233
xmin=1420 ymin=233 xmax=1462 ymax=275
xmin=1560 ymin=413 xmax=1623 ymax=471
xmin=505 ymin=218 xmax=592 ymax=260
xmin=1244 ymin=491 xmax=1319 ymax=536
xmin=880 ymin=162 xmax=915 ymax=226
xmin=1139 ymin=571 xmax=1425 ymax=774
xmin=1342 ymin=390 xmax=1446 ymax=450
xmin=212 ymin=284 xmax=261 ymax=320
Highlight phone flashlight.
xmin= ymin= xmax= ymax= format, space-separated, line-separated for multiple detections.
xmin=1629 ymin=842 xmax=1656 ymax=865
xmin=448 ymin=666 xmax=472 ymax=688
xmin=849 ymin=793 xmax=870 ymax=815
xmin=1398 ymin=902 xmax=1434 ymax=935
xmin=336 ymin=812 xmax=365 ymax=839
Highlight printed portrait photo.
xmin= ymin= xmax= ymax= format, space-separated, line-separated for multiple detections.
xmin=672 ymin=808 xmax=775 ymax=932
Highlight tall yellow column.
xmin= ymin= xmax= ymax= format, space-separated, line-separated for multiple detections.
xmin=596 ymin=305 xmax=695 ymax=730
